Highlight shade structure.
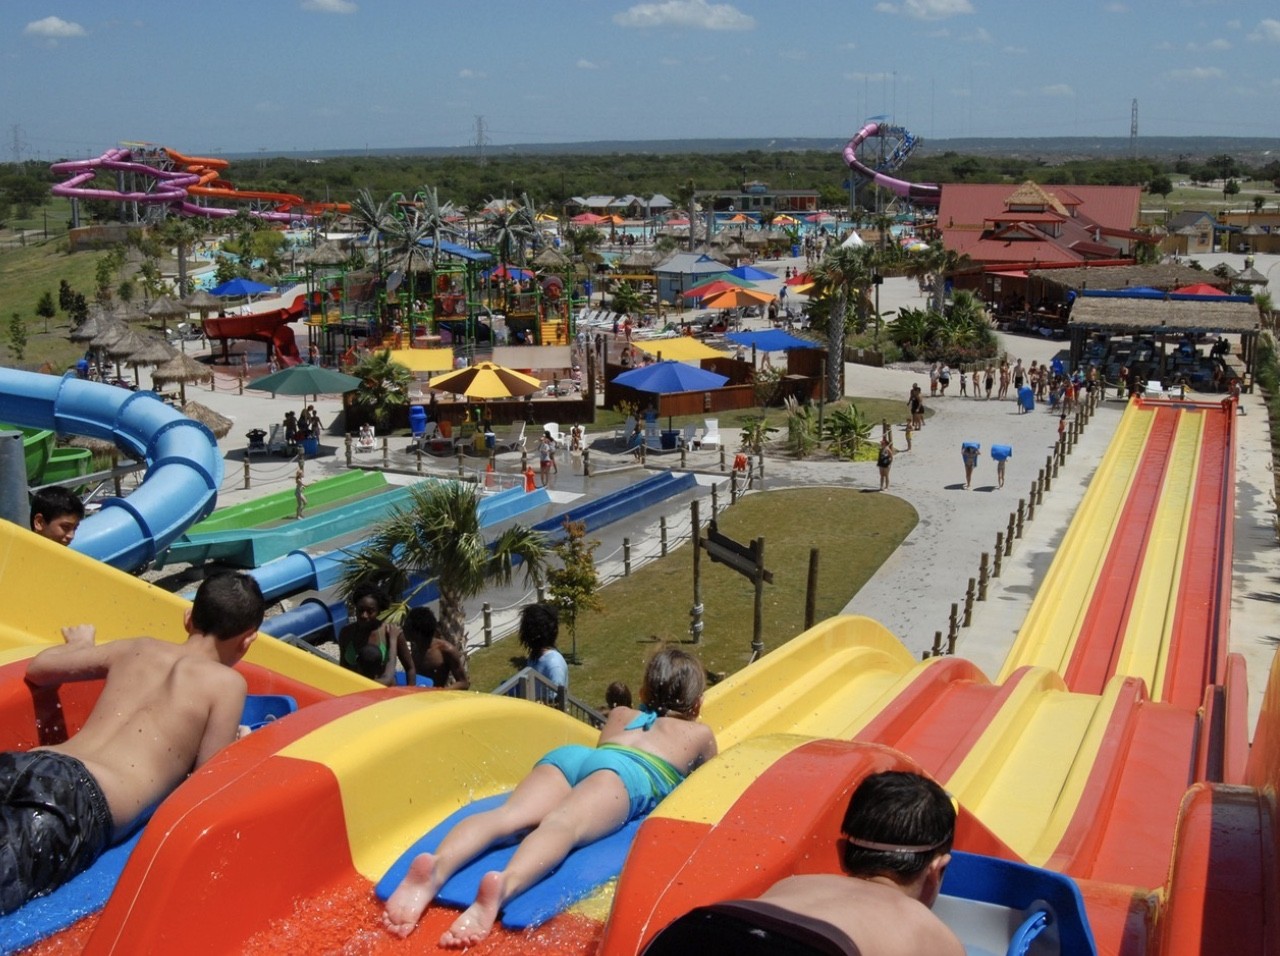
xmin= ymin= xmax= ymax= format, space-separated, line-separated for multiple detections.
xmin=726 ymin=264 xmax=777 ymax=282
xmin=146 ymin=295 xmax=189 ymax=327
xmin=570 ymin=212 xmax=608 ymax=225
xmin=126 ymin=336 xmax=179 ymax=367
xmin=1172 ymin=283 xmax=1228 ymax=296
xmin=211 ymin=278 xmax=273 ymax=298
xmin=772 ymin=214 xmax=801 ymax=225
xmin=784 ymin=272 xmax=813 ymax=287
xmin=682 ymin=277 xmax=756 ymax=300
xmin=247 ymin=364 xmax=363 ymax=398
xmin=613 ymin=360 xmax=728 ymax=394
xmin=183 ymin=289 xmax=222 ymax=313
xmin=151 ymin=352 xmax=213 ymax=403
xmin=726 ymin=330 xmax=820 ymax=352
xmin=180 ymin=400 xmax=233 ymax=439
xmin=297 ymin=240 xmax=349 ymax=267
xmin=613 ymin=360 xmax=728 ymax=432
xmin=69 ymin=312 xmax=110 ymax=343
xmin=428 ymin=361 xmax=542 ymax=400
xmin=385 ymin=348 xmax=455 ymax=373
xmin=633 ymin=338 xmax=729 ymax=361
xmin=484 ymin=264 xmax=534 ymax=282
xmin=701 ymin=287 xmax=776 ymax=310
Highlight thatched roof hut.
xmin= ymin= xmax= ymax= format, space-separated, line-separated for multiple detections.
xmin=1069 ymin=297 xmax=1259 ymax=334
xmin=1029 ymin=264 xmax=1228 ymax=293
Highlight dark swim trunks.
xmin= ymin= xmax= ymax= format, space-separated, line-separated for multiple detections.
xmin=0 ymin=750 xmax=113 ymax=915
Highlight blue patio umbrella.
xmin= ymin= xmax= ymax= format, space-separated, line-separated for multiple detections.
xmin=726 ymin=264 xmax=778 ymax=282
xmin=614 ymin=360 xmax=728 ymax=431
xmin=210 ymin=277 xmax=273 ymax=298
xmin=725 ymin=330 xmax=819 ymax=352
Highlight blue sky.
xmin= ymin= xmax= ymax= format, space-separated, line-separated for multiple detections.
xmin=4 ymin=0 xmax=1279 ymax=159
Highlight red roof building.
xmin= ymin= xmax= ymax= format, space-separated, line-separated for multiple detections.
xmin=937 ymin=181 xmax=1146 ymax=267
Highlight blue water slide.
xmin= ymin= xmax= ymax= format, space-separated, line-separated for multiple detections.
xmin=0 ymin=369 xmax=222 ymax=571
xmin=262 ymin=470 xmax=697 ymax=644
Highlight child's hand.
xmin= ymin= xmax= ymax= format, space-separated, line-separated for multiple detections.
xmin=60 ymin=625 xmax=96 ymax=647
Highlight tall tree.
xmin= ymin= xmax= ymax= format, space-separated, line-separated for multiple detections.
xmin=339 ymin=482 xmax=546 ymax=650
xmin=350 ymin=348 xmax=413 ymax=429
xmin=546 ymin=518 xmax=603 ymax=663
xmin=350 ymin=188 xmax=394 ymax=274
xmin=811 ymin=245 xmax=874 ymax=402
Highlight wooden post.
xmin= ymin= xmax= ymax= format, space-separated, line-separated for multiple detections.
xmin=482 ymin=603 xmax=493 ymax=647
xmin=931 ymin=631 xmax=943 ymax=657
xmin=1027 ymin=484 xmax=1036 ymax=521
xmin=456 ymin=448 xmax=465 ymax=478
xmin=730 ymin=470 xmax=739 ymax=505
xmin=690 ymin=500 xmax=704 ymax=644
xmin=345 ymin=434 xmax=352 ymax=466
xmin=751 ymin=537 xmax=766 ymax=661
xmin=680 ymin=445 xmax=687 ymax=469
xmin=1044 ymin=456 xmax=1053 ymax=491
xmin=243 ymin=458 xmax=250 ymax=490
xmin=963 ymin=578 xmax=975 ymax=627
xmin=719 ymin=445 xmax=726 ymax=472
xmin=947 ymin=603 xmax=959 ymax=650
xmin=382 ymin=436 xmax=389 ymax=467
xmin=582 ymin=447 xmax=591 ymax=477
xmin=1017 ymin=499 xmax=1025 ymax=538
xmin=1005 ymin=514 xmax=1016 ymax=554
xmin=711 ymin=483 xmax=719 ymax=517
xmin=978 ymin=552 xmax=989 ymax=600
xmin=994 ymin=534 xmax=1004 ymax=577
xmin=804 ymin=548 xmax=819 ymax=630
xmin=623 ymin=538 xmax=631 ymax=576
xmin=416 ymin=446 xmax=423 ymax=474
xmin=660 ymin=516 xmax=668 ymax=557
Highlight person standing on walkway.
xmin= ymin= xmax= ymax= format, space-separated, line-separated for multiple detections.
xmin=961 ymin=443 xmax=980 ymax=489
xmin=877 ymin=437 xmax=894 ymax=491
xmin=294 ymin=461 xmax=307 ymax=519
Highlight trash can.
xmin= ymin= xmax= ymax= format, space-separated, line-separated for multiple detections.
xmin=661 ymin=430 xmax=679 ymax=450
xmin=408 ymin=405 xmax=426 ymax=434
xmin=302 ymin=436 xmax=319 ymax=458
xmin=791 ymin=244 xmax=801 ymax=257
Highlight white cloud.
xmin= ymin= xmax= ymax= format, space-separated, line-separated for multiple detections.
xmin=1041 ymin=84 xmax=1074 ymax=97
xmin=1226 ymin=19 xmax=1241 ymax=30
xmin=1164 ymin=66 xmax=1225 ymax=81
xmin=1188 ymin=38 xmax=1231 ymax=51
xmin=300 ymin=0 xmax=358 ymax=11
xmin=961 ymin=27 xmax=993 ymax=44
xmin=458 ymin=68 xmax=487 ymax=80
xmin=878 ymin=0 xmax=974 ymax=20
xmin=24 ymin=16 xmax=85 ymax=38
xmin=614 ymin=0 xmax=754 ymax=31
xmin=1248 ymin=19 xmax=1280 ymax=42
xmin=1103 ymin=2 xmax=1128 ymax=12
xmin=577 ymin=59 xmax=601 ymax=70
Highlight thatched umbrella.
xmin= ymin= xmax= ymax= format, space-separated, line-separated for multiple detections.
xmin=298 ymin=240 xmax=349 ymax=267
xmin=103 ymin=327 xmax=160 ymax=385
xmin=151 ymin=352 xmax=213 ymax=403
xmin=532 ymin=246 xmax=570 ymax=269
xmin=126 ymin=337 xmax=179 ymax=387
xmin=116 ymin=305 xmax=149 ymax=324
xmin=147 ymin=295 xmax=189 ymax=333
xmin=69 ymin=312 xmax=109 ymax=344
xmin=180 ymin=400 xmax=233 ymax=439
xmin=89 ymin=322 xmax=129 ymax=374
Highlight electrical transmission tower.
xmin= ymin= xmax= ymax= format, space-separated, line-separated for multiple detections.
xmin=1130 ymin=99 xmax=1138 ymax=159
xmin=473 ymin=115 xmax=489 ymax=167
xmin=10 ymin=124 xmax=25 ymax=165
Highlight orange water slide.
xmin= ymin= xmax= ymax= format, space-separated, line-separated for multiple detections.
xmin=163 ymin=146 xmax=350 ymax=215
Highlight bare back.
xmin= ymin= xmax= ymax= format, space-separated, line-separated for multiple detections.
xmin=596 ymin=706 xmax=717 ymax=776
xmin=36 ymin=637 xmax=246 ymax=838
xmin=758 ymin=875 xmax=965 ymax=956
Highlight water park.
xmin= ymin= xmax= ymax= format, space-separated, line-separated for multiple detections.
xmin=2 ymin=130 xmax=1279 ymax=955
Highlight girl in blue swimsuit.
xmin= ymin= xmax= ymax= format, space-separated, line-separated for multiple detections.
xmin=383 ymin=647 xmax=719 ymax=947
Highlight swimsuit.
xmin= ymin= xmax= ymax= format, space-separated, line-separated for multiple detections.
xmin=537 ymin=709 xmax=685 ymax=819
xmin=0 ymin=750 xmax=113 ymax=915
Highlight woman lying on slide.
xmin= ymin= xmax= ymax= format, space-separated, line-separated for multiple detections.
xmin=382 ymin=646 xmax=719 ymax=946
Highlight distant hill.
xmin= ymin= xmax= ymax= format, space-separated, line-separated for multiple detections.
xmin=235 ymin=136 xmax=1280 ymax=165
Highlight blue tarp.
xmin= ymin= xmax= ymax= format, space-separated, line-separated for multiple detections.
xmin=725 ymin=329 xmax=820 ymax=351
xmin=1078 ymin=289 xmax=1252 ymax=303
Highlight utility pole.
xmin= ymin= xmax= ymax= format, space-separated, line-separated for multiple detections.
xmin=1130 ymin=99 xmax=1139 ymax=160
xmin=473 ymin=115 xmax=489 ymax=167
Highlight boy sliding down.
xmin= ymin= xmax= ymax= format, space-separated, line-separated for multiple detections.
xmin=0 ymin=572 xmax=265 ymax=915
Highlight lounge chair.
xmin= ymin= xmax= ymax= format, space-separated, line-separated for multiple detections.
xmin=644 ymin=420 xmax=663 ymax=450
xmin=493 ymin=422 xmax=526 ymax=453
xmin=542 ymin=422 xmax=564 ymax=447
xmin=355 ymin=427 xmax=376 ymax=453
xmin=614 ymin=415 xmax=636 ymax=447
xmin=700 ymin=418 xmax=721 ymax=449
xmin=246 ymin=429 xmax=267 ymax=457
xmin=266 ymin=424 xmax=289 ymax=455
xmin=678 ymin=424 xmax=702 ymax=450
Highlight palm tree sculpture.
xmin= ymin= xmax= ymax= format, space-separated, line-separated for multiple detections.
xmin=416 ymin=184 xmax=461 ymax=270
xmin=339 ymin=481 xmax=546 ymax=650
xmin=350 ymin=188 xmax=395 ymax=275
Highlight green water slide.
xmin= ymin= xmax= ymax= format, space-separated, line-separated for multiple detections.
xmin=189 ymin=470 xmax=388 ymax=534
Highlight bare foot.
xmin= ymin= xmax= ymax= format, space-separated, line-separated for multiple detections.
xmin=439 ymin=871 xmax=504 ymax=948
xmin=382 ymin=853 xmax=439 ymax=938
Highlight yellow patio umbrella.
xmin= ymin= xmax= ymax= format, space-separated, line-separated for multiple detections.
xmin=427 ymin=361 xmax=543 ymax=400
xmin=701 ymin=286 xmax=777 ymax=310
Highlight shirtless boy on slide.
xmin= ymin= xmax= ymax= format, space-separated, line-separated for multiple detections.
xmin=0 ymin=572 xmax=265 ymax=914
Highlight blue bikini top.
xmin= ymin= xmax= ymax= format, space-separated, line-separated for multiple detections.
xmin=624 ymin=707 xmax=659 ymax=731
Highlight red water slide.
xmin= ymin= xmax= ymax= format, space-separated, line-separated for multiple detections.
xmin=202 ymin=294 xmax=306 ymax=366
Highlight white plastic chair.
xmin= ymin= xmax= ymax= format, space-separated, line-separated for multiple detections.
xmin=493 ymin=422 xmax=526 ymax=453
xmin=700 ymin=418 xmax=721 ymax=449
xmin=614 ymin=415 xmax=636 ymax=447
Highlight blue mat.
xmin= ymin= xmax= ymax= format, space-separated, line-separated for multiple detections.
xmin=376 ymin=793 xmax=643 ymax=930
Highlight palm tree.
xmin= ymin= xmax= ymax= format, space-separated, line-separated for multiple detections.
xmin=381 ymin=208 xmax=438 ymax=324
xmin=159 ymin=217 xmax=200 ymax=297
xmin=921 ymin=241 xmax=973 ymax=315
xmin=338 ymin=481 xmax=546 ymax=649
xmin=811 ymin=245 xmax=875 ymax=402
xmin=350 ymin=348 xmax=412 ymax=429
xmin=484 ymin=195 xmax=538 ymax=266
xmin=350 ymin=188 xmax=395 ymax=274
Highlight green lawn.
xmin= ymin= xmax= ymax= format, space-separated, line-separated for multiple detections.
xmin=0 ymin=237 xmax=110 ymax=370
xmin=466 ymin=486 xmax=918 ymax=708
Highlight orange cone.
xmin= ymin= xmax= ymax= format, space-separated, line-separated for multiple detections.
xmin=524 ymin=466 xmax=537 ymax=492
xmin=485 ymin=458 xmax=495 ymax=488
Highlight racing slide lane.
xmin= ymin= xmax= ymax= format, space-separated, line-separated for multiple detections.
xmin=842 ymin=120 xmax=941 ymax=206
xmin=998 ymin=402 xmax=1157 ymax=679
xmin=0 ymin=368 xmax=222 ymax=572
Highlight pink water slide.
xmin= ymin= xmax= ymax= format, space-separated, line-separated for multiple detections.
xmin=842 ymin=121 xmax=941 ymax=206
xmin=50 ymin=146 xmax=296 ymax=222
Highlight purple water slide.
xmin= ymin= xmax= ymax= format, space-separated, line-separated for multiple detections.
xmin=842 ymin=122 xmax=941 ymax=206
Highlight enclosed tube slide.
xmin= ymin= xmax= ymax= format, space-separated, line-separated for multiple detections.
xmin=842 ymin=121 xmax=941 ymax=206
xmin=0 ymin=369 xmax=222 ymax=571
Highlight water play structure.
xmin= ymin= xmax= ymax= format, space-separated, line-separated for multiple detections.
xmin=0 ymin=390 xmax=1276 ymax=954
xmin=49 ymin=143 xmax=349 ymax=225
xmin=842 ymin=119 xmax=941 ymax=207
